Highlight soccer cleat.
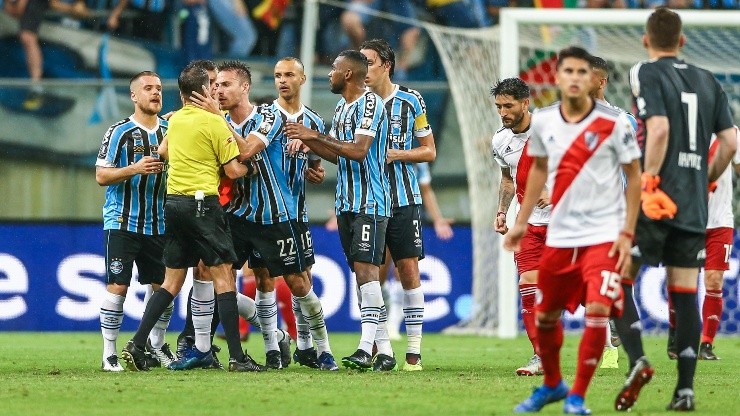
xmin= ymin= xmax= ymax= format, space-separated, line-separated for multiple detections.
xmin=372 ymin=353 xmax=397 ymax=371
xmin=666 ymin=390 xmax=695 ymax=411
xmin=403 ymin=353 xmax=423 ymax=372
xmin=667 ymin=328 xmax=677 ymax=360
xmin=167 ymin=346 xmax=213 ymax=370
xmin=513 ymin=380 xmax=569 ymax=413
xmin=563 ymin=394 xmax=592 ymax=415
xmin=341 ymin=349 xmax=373 ymax=371
xmin=318 ymin=351 xmax=339 ymax=371
xmin=293 ymin=347 xmax=320 ymax=369
xmin=120 ymin=341 xmax=150 ymax=372
xmin=516 ymin=355 xmax=543 ymax=376
xmin=698 ymin=342 xmax=719 ymax=360
xmin=265 ymin=350 xmax=284 ymax=370
xmin=101 ymin=354 xmax=124 ymax=372
xmin=175 ymin=334 xmax=194 ymax=360
xmin=228 ymin=352 xmax=267 ymax=372
xmin=614 ymin=356 xmax=654 ymax=411
xmin=206 ymin=345 xmax=225 ymax=369
xmin=278 ymin=330 xmax=292 ymax=368
xmin=147 ymin=340 xmax=176 ymax=368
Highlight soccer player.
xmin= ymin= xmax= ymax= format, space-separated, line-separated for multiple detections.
xmin=95 ymin=71 xmax=171 ymax=372
xmin=504 ymin=46 xmax=642 ymax=415
xmin=359 ymin=38 xmax=436 ymax=371
xmin=121 ymin=64 xmax=264 ymax=373
xmin=490 ymin=77 xmax=548 ymax=377
xmin=285 ymin=50 xmax=392 ymax=371
xmin=214 ymin=60 xmax=338 ymax=371
xmin=628 ymin=7 xmax=736 ymax=411
xmin=271 ymin=57 xmax=335 ymax=370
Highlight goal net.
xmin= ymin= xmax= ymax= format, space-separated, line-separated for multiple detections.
xmin=427 ymin=8 xmax=740 ymax=336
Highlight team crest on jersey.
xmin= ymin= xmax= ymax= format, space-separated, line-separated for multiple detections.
xmin=360 ymin=117 xmax=373 ymax=129
xmin=258 ymin=122 xmax=271 ymax=135
xmin=390 ymin=115 xmax=402 ymax=130
xmin=132 ymin=129 xmax=142 ymax=141
xmin=109 ymin=258 xmax=123 ymax=275
xmin=344 ymin=116 xmax=354 ymax=131
xmin=149 ymin=144 xmax=158 ymax=154
xmin=585 ymin=132 xmax=599 ymax=151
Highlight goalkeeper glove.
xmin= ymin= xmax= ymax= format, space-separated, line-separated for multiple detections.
xmin=708 ymin=181 xmax=718 ymax=193
xmin=641 ymin=173 xmax=677 ymax=220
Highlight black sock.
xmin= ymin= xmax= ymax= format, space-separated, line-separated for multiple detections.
xmin=133 ymin=288 xmax=175 ymax=347
xmin=670 ymin=290 xmax=700 ymax=393
xmin=210 ymin=293 xmax=221 ymax=341
xmin=179 ymin=288 xmax=195 ymax=340
xmin=613 ymin=283 xmax=646 ymax=368
xmin=216 ymin=291 xmax=244 ymax=362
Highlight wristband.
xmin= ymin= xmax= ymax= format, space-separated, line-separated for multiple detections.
xmin=619 ymin=231 xmax=634 ymax=240
xmin=497 ymin=211 xmax=506 ymax=217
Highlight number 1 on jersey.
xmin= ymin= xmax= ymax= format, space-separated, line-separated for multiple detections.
xmin=681 ymin=92 xmax=698 ymax=151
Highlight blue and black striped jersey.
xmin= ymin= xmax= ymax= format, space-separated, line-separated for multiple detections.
xmin=272 ymin=101 xmax=325 ymax=223
xmin=226 ymin=104 xmax=295 ymax=224
xmin=96 ymin=117 xmax=167 ymax=235
xmin=330 ymin=91 xmax=391 ymax=216
xmin=384 ymin=85 xmax=433 ymax=208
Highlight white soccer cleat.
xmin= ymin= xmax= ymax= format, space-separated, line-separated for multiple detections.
xmin=149 ymin=343 xmax=176 ymax=368
xmin=516 ymin=354 xmax=543 ymax=376
xmin=102 ymin=354 xmax=125 ymax=372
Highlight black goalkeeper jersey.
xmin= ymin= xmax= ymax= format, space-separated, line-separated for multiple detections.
xmin=630 ymin=56 xmax=734 ymax=233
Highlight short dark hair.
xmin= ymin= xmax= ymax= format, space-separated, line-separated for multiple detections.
xmin=337 ymin=50 xmax=369 ymax=80
xmin=277 ymin=56 xmax=305 ymax=72
xmin=590 ymin=55 xmax=610 ymax=81
xmin=646 ymin=7 xmax=682 ymax=51
xmin=186 ymin=59 xmax=217 ymax=73
xmin=556 ymin=46 xmax=594 ymax=69
xmin=490 ymin=77 xmax=530 ymax=100
xmin=218 ymin=60 xmax=252 ymax=84
xmin=129 ymin=70 xmax=159 ymax=88
xmin=178 ymin=66 xmax=208 ymax=99
xmin=360 ymin=38 xmax=396 ymax=78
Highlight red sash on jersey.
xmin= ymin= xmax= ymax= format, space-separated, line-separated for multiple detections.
xmin=515 ymin=141 xmax=533 ymax=204
xmin=551 ymin=117 xmax=616 ymax=206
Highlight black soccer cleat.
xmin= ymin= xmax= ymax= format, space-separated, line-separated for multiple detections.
xmin=265 ymin=350 xmax=284 ymax=370
xmin=666 ymin=390 xmax=695 ymax=411
xmin=372 ymin=353 xmax=397 ymax=372
xmin=278 ymin=330 xmax=292 ymax=368
xmin=341 ymin=349 xmax=372 ymax=371
xmin=205 ymin=345 xmax=225 ymax=369
xmin=121 ymin=340 xmax=150 ymax=372
xmin=229 ymin=352 xmax=267 ymax=372
xmin=698 ymin=342 xmax=719 ymax=360
xmin=293 ymin=347 xmax=320 ymax=369
xmin=667 ymin=328 xmax=677 ymax=360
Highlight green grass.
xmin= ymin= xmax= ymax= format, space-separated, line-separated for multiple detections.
xmin=0 ymin=332 xmax=737 ymax=415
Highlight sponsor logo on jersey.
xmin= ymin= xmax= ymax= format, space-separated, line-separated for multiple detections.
xmin=585 ymin=132 xmax=599 ymax=151
xmin=363 ymin=93 xmax=377 ymax=118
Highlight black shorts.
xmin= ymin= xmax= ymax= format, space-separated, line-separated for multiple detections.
xmin=229 ymin=215 xmax=307 ymax=277
xmin=19 ymin=0 xmax=47 ymax=33
xmin=633 ymin=216 xmax=706 ymax=268
xmin=296 ymin=221 xmax=316 ymax=268
xmin=163 ymin=195 xmax=237 ymax=268
xmin=337 ymin=212 xmax=388 ymax=270
xmin=104 ymin=229 xmax=165 ymax=286
xmin=386 ymin=204 xmax=424 ymax=262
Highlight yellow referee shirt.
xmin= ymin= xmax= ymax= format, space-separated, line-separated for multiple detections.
xmin=166 ymin=105 xmax=239 ymax=196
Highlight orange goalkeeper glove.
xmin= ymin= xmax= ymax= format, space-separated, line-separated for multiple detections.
xmin=641 ymin=173 xmax=677 ymax=220
xmin=708 ymin=181 xmax=718 ymax=193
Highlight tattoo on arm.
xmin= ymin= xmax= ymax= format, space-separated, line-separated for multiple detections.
xmin=316 ymin=133 xmax=344 ymax=153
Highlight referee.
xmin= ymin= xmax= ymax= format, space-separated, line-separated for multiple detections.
xmin=121 ymin=65 xmax=264 ymax=372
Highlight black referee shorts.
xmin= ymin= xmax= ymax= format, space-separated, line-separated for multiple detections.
xmin=385 ymin=204 xmax=424 ymax=262
xmin=163 ymin=195 xmax=237 ymax=269
xmin=104 ymin=229 xmax=165 ymax=286
xmin=228 ymin=215 xmax=308 ymax=277
xmin=337 ymin=212 xmax=388 ymax=271
xmin=633 ymin=216 xmax=706 ymax=268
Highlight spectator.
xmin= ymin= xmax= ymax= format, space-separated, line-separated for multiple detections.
xmin=421 ymin=0 xmax=480 ymax=28
xmin=106 ymin=0 xmax=167 ymax=42
xmin=208 ymin=0 xmax=257 ymax=58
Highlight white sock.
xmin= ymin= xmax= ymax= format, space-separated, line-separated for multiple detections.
xmin=191 ymin=279 xmax=215 ymax=353
xmin=404 ymin=287 xmax=424 ymax=355
xmin=298 ymin=287 xmax=331 ymax=354
xmin=293 ymin=295 xmax=313 ymax=350
xmin=256 ymin=290 xmax=279 ymax=352
xmin=388 ymin=282 xmax=404 ymax=338
xmin=375 ymin=305 xmax=393 ymax=356
xmin=237 ymin=293 xmax=260 ymax=328
xmin=149 ymin=301 xmax=173 ymax=349
xmin=358 ymin=281 xmax=383 ymax=354
xmin=100 ymin=291 xmax=125 ymax=360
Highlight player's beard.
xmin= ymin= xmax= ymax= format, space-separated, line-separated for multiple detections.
xmin=139 ymin=101 xmax=161 ymax=116
xmin=504 ymin=112 xmax=524 ymax=129
xmin=330 ymin=78 xmax=344 ymax=94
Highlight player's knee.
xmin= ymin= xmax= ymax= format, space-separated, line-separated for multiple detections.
xmin=536 ymin=310 xmax=560 ymax=326
xmin=283 ymin=273 xmax=310 ymax=297
xmin=704 ymin=270 xmax=724 ymax=291
xmin=584 ymin=302 xmax=611 ymax=316
xmin=106 ymin=283 xmax=128 ymax=297
xmin=519 ymin=270 xmax=537 ymax=285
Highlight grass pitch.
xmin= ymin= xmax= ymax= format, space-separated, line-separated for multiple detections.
xmin=0 ymin=332 xmax=737 ymax=415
